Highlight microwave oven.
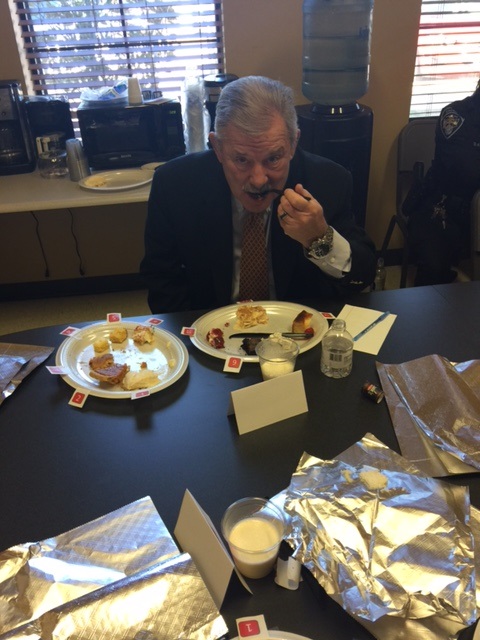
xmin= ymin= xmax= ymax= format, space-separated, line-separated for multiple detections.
xmin=77 ymin=100 xmax=185 ymax=170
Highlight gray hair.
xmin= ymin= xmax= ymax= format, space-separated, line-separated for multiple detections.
xmin=214 ymin=76 xmax=299 ymax=147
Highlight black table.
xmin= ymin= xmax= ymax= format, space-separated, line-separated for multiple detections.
xmin=1 ymin=282 xmax=480 ymax=639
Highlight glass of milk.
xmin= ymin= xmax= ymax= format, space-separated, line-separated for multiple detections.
xmin=221 ymin=497 xmax=286 ymax=579
xmin=255 ymin=334 xmax=299 ymax=381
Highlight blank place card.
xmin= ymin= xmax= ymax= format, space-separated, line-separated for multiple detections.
xmin=229 ymin=370 xmax=308 ymax=435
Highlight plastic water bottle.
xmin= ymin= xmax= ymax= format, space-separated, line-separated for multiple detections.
xmin=373 ymin=257 xmax=386 ymax=291
xmin=302 ymin=0 xmax=374 ymax=106
xmin=321 ymin=319 xmax=353 ymax=378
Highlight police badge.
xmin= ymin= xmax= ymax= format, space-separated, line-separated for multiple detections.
xmin=440 ymin=107 xmax=464 ymax=139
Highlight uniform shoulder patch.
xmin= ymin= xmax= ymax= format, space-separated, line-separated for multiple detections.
xmin=440 ymin=106 xmax=464 ymax=139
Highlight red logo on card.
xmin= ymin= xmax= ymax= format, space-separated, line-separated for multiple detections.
xmin=238 ymin=621 xmax=260 ymax=637
xmin=107 ymin=313 xmax=121 ymax=323
xmin=148 ymin=318 xmax=163 ymax=325
xmin=72 ymin=392 xmax=86 ymax=405
xmin=228 ymin=357 xmax=241 ymax=369
xmin=181 ymin=327 xmax=195 ymax=336
xmin=61 ymin=327 xmax=77 ymax=336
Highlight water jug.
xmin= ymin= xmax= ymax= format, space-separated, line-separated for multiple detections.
xmin=302 ymin=0 xmax=374 ymax=106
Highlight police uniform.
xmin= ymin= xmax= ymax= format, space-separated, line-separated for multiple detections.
xmin=406 ymin=89 xmax=480 ymax=285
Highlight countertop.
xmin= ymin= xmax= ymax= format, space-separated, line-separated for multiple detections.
xmin=0 ymin=169 xmax=151 ymax=213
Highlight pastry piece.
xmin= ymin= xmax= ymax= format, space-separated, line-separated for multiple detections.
xmin=89 ymin=353 xmax=115 ymax=371
xmin=89 ymin=353 xmax=128 ymax=385
xmin=359 ymin=469 xmax=388 ymax=490
xmin=132 ymin=325 xmax=155 ymax=345
xmin=109 ymin=326 xmax=128 ymax=343
xmin=93 ymin=337 xmax=109 ymax=353
xmin=292 ymin=309 xmax=313 ymax=334
xmin=206 ymin=328 xmax=225 ymax=349
xmin=235 ymin=305 xmax=268 ymax=329
xmin=122 ymin=369 xmax=159 ymax=390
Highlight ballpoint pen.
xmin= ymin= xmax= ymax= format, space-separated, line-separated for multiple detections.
xmin=352 ymin=311 xmax=391 ymax=342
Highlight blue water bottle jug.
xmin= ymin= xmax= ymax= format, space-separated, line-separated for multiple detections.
xmin=302 ymin=0 xmax=374 ymax=106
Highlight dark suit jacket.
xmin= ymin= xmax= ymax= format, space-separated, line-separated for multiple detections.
xmin=140 ymin=147 xmax=376 ymax=312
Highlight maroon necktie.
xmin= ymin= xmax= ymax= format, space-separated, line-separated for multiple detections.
xmin=238 ymin=211 xmax=269 ymax=301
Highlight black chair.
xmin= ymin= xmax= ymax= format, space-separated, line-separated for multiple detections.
xmin=380 ymin=118 xmax=437 ymax=288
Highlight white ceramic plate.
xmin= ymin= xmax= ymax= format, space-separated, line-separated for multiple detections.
xmin=232 ymin=633 xmax=313 ymax=640
xmin=56 ymin=321 xmax=188 ymax=399
xmin=190 ymin=301 xmax=328 ymax=362
xmin=78 ymin=169 xmax=153 ymax=192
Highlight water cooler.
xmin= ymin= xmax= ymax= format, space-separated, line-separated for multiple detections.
xmin=297 ymin=0 xmax=374 ymax=227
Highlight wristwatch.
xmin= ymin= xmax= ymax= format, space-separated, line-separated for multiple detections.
xmin=306 ymin=226 xmax=334 ymax=258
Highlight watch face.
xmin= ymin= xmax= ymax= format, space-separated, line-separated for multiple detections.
xmin=309 ymin=227 xmax=333 ymax=258
xmin=316 ymin=242 xmax=330 ymax=257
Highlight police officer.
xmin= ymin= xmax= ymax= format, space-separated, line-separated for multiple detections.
xmin=405 ymin=80 xmax=480 ymax=285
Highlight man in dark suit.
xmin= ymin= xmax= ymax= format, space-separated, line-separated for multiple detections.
xmin=141 ymin=76 xmax=376 ymax=313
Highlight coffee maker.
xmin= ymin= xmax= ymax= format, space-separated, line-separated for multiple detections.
xmin=0 ymin=80 xmax=35 ymax=175
xmin=23 ymin=96 xmax=75 ymax=155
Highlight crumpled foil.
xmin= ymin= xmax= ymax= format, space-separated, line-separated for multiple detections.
xmin=0 ymin=343 xmax=54 ymax=405
xmin=0 ymin=496 xmax=228 ymax=640
xmin=283 ymin=439 xmax=477 ymax=628
xmin=377 ymin=355 xmax=480 ymax=476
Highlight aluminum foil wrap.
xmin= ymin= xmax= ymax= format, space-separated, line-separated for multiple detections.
xmin=0 ymin=343 xmax=54 ymax=405
xmin=283 ymin=442 xmax=476 ymax=627
xmin=0 ymin=497 xmax=227 ymax=640
xmin=377 ymin=355 xmax=480 ymax=475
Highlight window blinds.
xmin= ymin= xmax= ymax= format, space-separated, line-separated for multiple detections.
xmin=14 ymin=0 xmax=224 ymax=107
xmin=410 ymin=0 xmax=480 ymax=117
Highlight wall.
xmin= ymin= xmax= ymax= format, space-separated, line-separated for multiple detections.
xmin=0 ymin=0 xmax=422 ymax=287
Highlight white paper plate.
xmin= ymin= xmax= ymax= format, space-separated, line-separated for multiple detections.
xmin=190 ymin=301 xmax=328 ymax=362
xmin=232 ymin=633 xmax=313 ymax=640
xmin=56 ymin=321 xmax=188 ymax=399
xmin=78 ymin=169 xmax=153 ymax=192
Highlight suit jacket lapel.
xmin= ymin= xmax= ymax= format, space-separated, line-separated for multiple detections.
xmin=201 ymin=165 xmax=234 ymax=305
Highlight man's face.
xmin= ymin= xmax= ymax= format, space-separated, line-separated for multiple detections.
xmin=210 ymin=112 xmax=297 ymax=213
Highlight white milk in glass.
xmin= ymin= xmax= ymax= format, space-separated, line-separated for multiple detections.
xmin=228 ymin=516 xmax=282 ymax=579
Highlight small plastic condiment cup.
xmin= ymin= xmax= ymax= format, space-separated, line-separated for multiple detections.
xmin=255 ymin=333 xmax=300 ymax=380
xmin=221 ymin=497 xmax=285 ymax=579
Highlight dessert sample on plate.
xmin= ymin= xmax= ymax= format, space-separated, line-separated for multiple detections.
xmin=89 ymin=353 xmax=128 ymax=385
xmin=235 ymin=304 xmax=268 ymax=329
xmin=292 ymin=309 xmax=313 ymax=334
xmin=109 ymin=326 xmax=128 ymax=343
xmin=132 ymin=325 xmax=155 ymax=345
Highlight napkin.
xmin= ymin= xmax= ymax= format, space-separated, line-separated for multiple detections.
xmin=337 ymin=305 xmax=396 ymax=355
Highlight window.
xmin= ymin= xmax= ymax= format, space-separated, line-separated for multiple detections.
xmin=410 ymin=0 xmax=480 ymax=117
xmin=13 ymin=0 xmax=224 ymax=109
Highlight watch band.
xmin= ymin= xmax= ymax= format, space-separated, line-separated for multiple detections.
xmin=307 ymin=226 xmax=334 ymax=259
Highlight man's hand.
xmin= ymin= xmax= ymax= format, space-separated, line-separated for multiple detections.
xmin=278 ymin=183 xmax=328 ymax=248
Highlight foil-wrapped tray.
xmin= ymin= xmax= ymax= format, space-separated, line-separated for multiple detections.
xmin=0 ymin=496 xmax=228 ymax=640
xmin=0 ymin=343 xmax=54 ymax=405
xmin=283 ymin=435 xmax=478 ymax=639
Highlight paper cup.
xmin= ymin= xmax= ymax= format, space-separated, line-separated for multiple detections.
xmin=221 ymin=497 xmax=285 ymax=579
xmin=255 ymin=335 xmax=299 ymax=380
